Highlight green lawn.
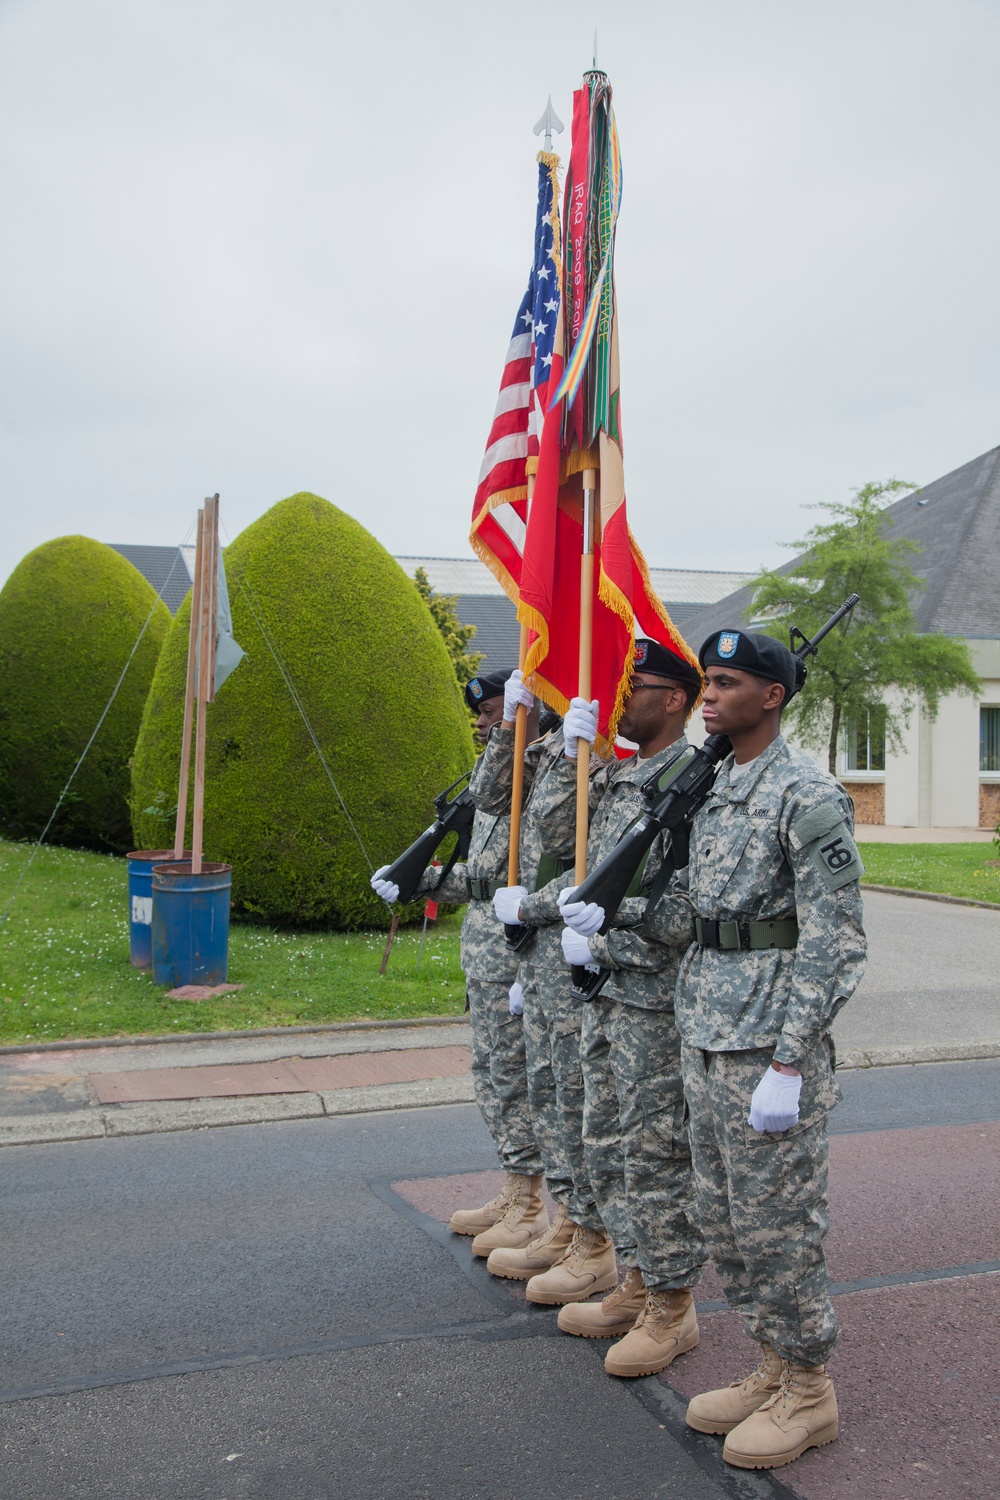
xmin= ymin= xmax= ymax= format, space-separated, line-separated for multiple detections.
xmin=0 ymin=839 xmax=465 ymax=1046
xmin=2 ymin=835 xmax=996 ymax=1048
xmin=859 ymin=841 xmax=1000 ymax=904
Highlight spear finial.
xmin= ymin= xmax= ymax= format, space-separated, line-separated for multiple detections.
xmin=533 ymin=95 xmax=564 ymax=153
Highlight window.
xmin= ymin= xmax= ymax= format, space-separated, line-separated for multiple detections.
xmin=980 ymin=707 xmax=1000 ymax=773
xmin=843 ymin=708 xmax=886 ymax=772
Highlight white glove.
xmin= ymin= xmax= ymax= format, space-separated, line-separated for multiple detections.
xmin=748 ymin=1067 xmax=802 ymax=1133
xmin=561 ymin=927 xmax=594 ymax=966
xmin=563 ymin=697 xmax=599 ymax=758
xmin=503 ymin=670 xmax=534 ymax=723
xmin=508 ymin=981 xmax=524 ymax=1016
xmin=370 ymin=865 xmax=400 ymax=903
xmin=493 ymin=885 xmax=528 ymax=926
xmin=558 ymin=886 xmax=605 ymax=937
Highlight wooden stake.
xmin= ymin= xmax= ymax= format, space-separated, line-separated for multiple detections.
xmin=379 ymin=913 xmax=401 ymax=975
xmin=575 ymin=469 xmax=598 ymax=884
xmin=191 ymin=495 xmax=219 ymax=874
xmin=173 ymin=509 xmax=205 ymax=858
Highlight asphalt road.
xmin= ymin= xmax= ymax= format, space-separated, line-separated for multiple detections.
xmin=1 ymin=1059 xmax=998 ymax=1500
xmin=830 ymin=889 xmax=1000 ymax=1055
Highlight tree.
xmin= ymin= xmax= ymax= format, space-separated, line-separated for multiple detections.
xmin=747 ymin=480 xmax=981 ymax=773
xmin=412 ymin=567 xmax=483 ymax=692
xmin=0 ymin=536 xmax=170 ymax=852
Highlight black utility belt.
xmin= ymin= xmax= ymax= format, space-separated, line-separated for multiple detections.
xmin=466 ymin=877 xmax=504 ymax=901
xmin=694 ymin=917 xmax=799 ymax=951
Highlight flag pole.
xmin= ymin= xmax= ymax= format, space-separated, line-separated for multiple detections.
xmin=191 ymin=494 xmax=219 ymax=875
xmin=173 ymin=509 xmax=204 ymax=858
xmin=507 ymin=472 xmax=535 ymax=887
xmin=575 ymin=465 xmax=597 ymax=882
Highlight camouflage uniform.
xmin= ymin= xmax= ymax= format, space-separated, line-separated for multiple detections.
xmin=418 ymin=800 xmax=542 ymax=1178
xmin=645 ymin=735 xmax=867 ymax=1363
xmin=471 ymin=726 xmax=600 ymax=1228
xmin=537 ymin=739 xmax=706 ymax=1291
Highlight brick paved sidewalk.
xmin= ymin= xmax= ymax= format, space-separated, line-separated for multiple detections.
xmin=0 ymin=1019 xmax=475 ymax=1147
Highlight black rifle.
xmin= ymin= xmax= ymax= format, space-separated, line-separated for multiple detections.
xmin=377 ymin=771 xmax=476 ymax=905
xmin=568 ymin=594 xmax=861 ymax=1000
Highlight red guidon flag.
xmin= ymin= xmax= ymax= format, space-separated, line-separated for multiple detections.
xmin=518 ymin=72 xmax=699 ymax=751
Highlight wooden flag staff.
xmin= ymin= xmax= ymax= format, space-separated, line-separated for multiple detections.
xmin=172 ymin=507 xmax=205 ymax=859
xmin=506 ymin=473 xmax=535 ymax=887
xmin=575 ymin=466 xmax=598 ymax=883
xmin=191 ymin=494 xmax=220 ymax=875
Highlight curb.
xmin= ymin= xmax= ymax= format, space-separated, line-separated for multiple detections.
xmin=862 ymin=883 xmax=1000 ymax=912
xmin=0 ymin=1042 xmax=996 ymax=1149
xmin=838 ymin=1040 xmax=1000 ymax=1070
xmin=0 ymin=1013 xmax=469 ymax=1059
xmin=0 ymin=1075 xmax=477 ymax=1149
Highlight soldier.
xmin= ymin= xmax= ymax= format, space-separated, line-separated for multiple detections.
xmin=645 ymin=629 xmax=867 ymax=1471
xmin=470 ymin=672 xmax=614 ymax=1295
xmin=553 ymin=640 xmax=708 ymax=1378
xmin=371 ymin=671 xmax=548 ymax=1248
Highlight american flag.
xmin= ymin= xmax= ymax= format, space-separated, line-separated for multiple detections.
xmin=469 ymin=154 xmax=562 ymax=601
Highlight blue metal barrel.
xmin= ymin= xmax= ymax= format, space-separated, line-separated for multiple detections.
xmin=151 ymin=861 xmax=233 ymax=988
xmin=126 ymin=850 xmax=191 ymax=968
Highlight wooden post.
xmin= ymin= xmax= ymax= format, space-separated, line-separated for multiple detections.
xmin=173 ymin=509 xmax=205 ymax=858
xmin=191 ymin=495 xmax=219 ymax=874
xmin=575 ymin=468 xmax=598 ymax=883
xmin=506 ymin=474 xmax=535 ymax=888
xmin=379 ymin=913 xmax=401 ymax=975
xmin=506 ymin=621 xmax=530 ymax=886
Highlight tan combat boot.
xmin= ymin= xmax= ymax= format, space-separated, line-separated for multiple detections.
xmin=723 ymin=1361 xmax=838 ymax=1469
xmin=449 ymin=1173 xmax=521 ymax=1236
xmin=524 ymin=1224 xmax=618 ymax=1306
xmin=557 ymin=1267 xmax=646 ymax=1338
xmin=470 ymin=1174 xmax=548 ymax=1257
xmin=485 ymin=1204 xmax=574 ymax=1279
xmin=604 ymin=1287 xmax=699 ymax=1376
xmin=685 ymin=1343 xmax=784 ymax=1434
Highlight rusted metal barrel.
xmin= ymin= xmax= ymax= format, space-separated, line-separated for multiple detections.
xmin=150 ymin=861 xmax=232 ymax=987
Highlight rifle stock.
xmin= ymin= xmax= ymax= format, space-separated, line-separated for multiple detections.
xmin=378 ymin=771 xmax=475 ymax=905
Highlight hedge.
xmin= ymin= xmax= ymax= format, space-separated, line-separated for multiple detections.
xmin=130 ymin=492 xmax=476 ymax=928
xmin=0 ymin=536 xmax=171 ymax=852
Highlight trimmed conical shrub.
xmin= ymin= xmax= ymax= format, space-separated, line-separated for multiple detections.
xmin=131 ymin=493 xmax=476 ymax=928
xmin=0 ymin=536 xmax=172 ymax=852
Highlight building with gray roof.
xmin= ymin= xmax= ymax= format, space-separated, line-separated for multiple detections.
xmin=693 ymin=446 xmax=1000 ymax=828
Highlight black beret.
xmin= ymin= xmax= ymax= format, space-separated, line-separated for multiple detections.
xmin=699 ymin=630 xmax=798 ymax=697
xmin=632 ymin=637 xmax=703 ymax=688
xmin=464 ymin=671 xmax=511 ymax=709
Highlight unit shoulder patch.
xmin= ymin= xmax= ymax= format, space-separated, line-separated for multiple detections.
xmin=792 ymin=801 xmax=864 ymax=891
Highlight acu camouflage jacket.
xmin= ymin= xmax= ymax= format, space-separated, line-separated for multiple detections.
xmin=417 ymin=801 xmax=517 ymax=985
xmin=470 ymin=725 xmax=581 ymax=928
xmin=528 ymin=736 xmax=691 ymax=1011
xmin=643 ymin=735 xmax=867 ymax=1066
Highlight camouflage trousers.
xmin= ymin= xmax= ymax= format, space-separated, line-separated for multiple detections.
xmin=467 ymin=976 xmax=544 ymax=1177
xmin=680 ymin=1039 xmax=841 ymax=1366
xmin=581 ymin=1001 xmax=706 ymax=1290
xmin=518 ymin=931 xmax=601 ymax=1229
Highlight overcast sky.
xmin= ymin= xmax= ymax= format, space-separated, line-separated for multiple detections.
xmin=3 ymin=0 xmax=1000 ymax=590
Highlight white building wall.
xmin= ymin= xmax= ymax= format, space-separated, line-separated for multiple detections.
xmin=881 ymin=689 xmax=916 ymax=824
xmin=928 ymin=690 xmax=980 ymax=826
